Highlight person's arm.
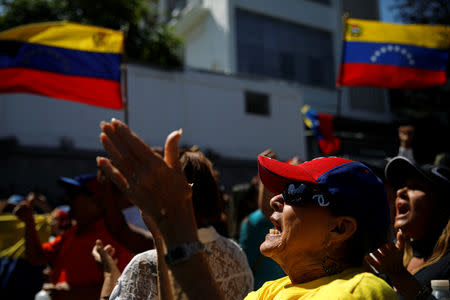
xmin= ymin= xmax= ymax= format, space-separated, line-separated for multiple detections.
xmin=98 ymin=176 xmax=154 ymax=254
xmin=398 ymin=125 xmax=415 ymax=162
xmin=155 ymin=235 xmax=172 ymax=300
xmin=13 ymin=199 xmax=48 ymax=265
xmin=98 ymin=119 xmax=224 ymax=300
xmin=92 ymin=239 xmax=121 ymax=300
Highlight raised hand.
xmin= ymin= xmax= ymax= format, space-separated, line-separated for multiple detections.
xmin=97 ymin=119 xmax=196 ymax=245
xmin=13 ymin=198 xmax=34 ymax=224
xmin=365 ymin=230 xmax=426 ymax=299
xmin=365 ymin=230 xmax=406 ymax=276
xmin=92 ymin=239 xmax=119 ymax=274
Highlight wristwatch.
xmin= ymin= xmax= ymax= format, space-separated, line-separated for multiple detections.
xmin=164 ymin=241 xmax=205 ymax=265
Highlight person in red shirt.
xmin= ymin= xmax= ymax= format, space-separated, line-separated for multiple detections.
xmin=14 ymin=174 xmax=134 ymax=300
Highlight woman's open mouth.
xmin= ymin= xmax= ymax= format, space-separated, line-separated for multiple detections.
xmin=396 ymin=201 xmax=410 ymax=219
xmin=268 ymin=219 xmax=282 ymax=236
xmin=269 ymin=228 xmax=281 ymax=235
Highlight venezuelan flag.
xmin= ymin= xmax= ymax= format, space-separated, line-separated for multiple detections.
xmin=301 ymin=105 xmax=340 ymax=155
xmin=0 ymin=22 xmax=124 ymax=109
xmin=337 ymin=18 xmax=450 ymax=89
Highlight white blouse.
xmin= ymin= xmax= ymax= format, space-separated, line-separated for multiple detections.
xmin=110 ymin=226 xmax=254 ymax=300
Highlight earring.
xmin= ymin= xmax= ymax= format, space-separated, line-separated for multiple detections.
xmin=321 ymin=249 xmax=343 ymax=276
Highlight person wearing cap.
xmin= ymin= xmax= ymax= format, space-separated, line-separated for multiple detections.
xmin=366 ymin=156 xmax=450 ymax=300
xmin=97 ymin=119 xmax=398 ymax=299
xmin=14 ymin=174 xmax=134 ymax=300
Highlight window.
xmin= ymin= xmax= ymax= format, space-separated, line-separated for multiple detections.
xmin=280 ymin=52 xmax=295 ymax=81
xmin=236 ymin=9 xmax=334 ymax=88
xmin=245 ymin=91 xmax=270 ymax=116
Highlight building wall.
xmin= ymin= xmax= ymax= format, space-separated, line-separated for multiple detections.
xmin=128 ymin=64 xmax=306 ymax=160
xmin=172 ymin=0 xmax=231 ymax=73
xmin=174 ymin=0 xmax=340 ymax=74
xmin=0 ymin=93 xmax=123 ymax=150
xmin=0 ymin=64 xmax=306 ymax=161
xmin=170 ymin=0 xmax=390 ymax=122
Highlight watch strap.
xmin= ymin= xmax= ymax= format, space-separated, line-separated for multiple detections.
xmin=164 ymin=241 xmax=205 ymax=265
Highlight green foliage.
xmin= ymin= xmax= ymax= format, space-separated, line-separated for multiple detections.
xmin=0 ymin=0 xmax=183 ymax=68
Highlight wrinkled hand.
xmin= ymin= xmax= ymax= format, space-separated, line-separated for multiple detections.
xmin=13 ymin=199 xmax=34 ymax=223
xmin=92 ymin=239 xmax=119 ymax=274
xmin=97 ymin=119 xmax=195 ymax=241
xmin=365 ymin=230 xmax=406 ymax=277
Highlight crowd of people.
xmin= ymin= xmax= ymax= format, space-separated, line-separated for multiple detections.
xmin=0 ymin=120 xmax=449 ymax=300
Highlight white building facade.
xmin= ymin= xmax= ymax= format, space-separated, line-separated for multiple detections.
xmin=161 ymin=0 xmax=390 ymax=123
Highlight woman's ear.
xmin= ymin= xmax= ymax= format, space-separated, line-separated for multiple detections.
xmin=328 ymin=216 xmax=357 ymax=244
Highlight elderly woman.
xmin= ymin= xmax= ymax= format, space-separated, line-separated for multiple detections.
xmin=97 ymin=119 xmax=398 ymax=299
xmin=366 ymin=156 xmax=450 ymax=300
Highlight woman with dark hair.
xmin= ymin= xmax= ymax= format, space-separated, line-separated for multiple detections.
xmin=367 ymin=156 xmax=450 ymax=300
xmin=179 ymin=151 xmax=227 ymax=236
xmin=100 ymin=149 xmax=253 ymax=300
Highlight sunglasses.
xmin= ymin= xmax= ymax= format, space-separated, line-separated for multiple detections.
xmin=282 ymin=183 xmax=331 ymax=207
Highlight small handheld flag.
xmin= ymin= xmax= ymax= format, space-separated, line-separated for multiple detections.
xmin=301 ymin=105 xmax=340 ymax=156
xmin=336 ymin=18 xmax=450 ymax=89
xmin=0 ymin=22 xmax=124 ymax=109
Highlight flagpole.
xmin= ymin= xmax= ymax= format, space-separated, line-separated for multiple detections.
xmin=121 ymin=63 xmax=129 ymax=125
xmin=336 ymin=12 xmax=349 ymax=118
xmin=120 ymin=26 xmax=129 ymax=125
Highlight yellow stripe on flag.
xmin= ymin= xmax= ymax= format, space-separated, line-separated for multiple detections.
xmin=345 ymin=18 xmax=450 ymax=49
xmin=0 ymin=21 xmax=124 ymax=54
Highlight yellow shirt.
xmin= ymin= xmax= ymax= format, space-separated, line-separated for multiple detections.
xmin=245 ymin=268 xmax=398 ymax=300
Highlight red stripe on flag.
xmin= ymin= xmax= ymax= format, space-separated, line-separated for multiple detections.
xmin=0 ymin=68 xmax=123 ymax=109
xmin=336 ymin=63 xmax=447 ymax=89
